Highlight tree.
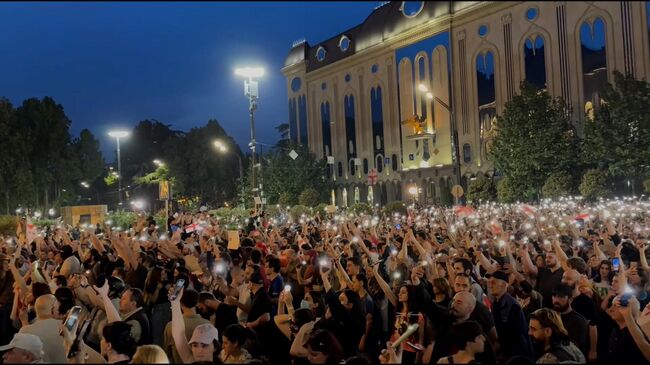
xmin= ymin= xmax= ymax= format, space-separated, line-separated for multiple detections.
xmin=542 ymin=171 xmax=576 ymax=199
xmin=17 ymin=97 xmax=74 ymax=209
xmin=579 ymin=169 xmax=611 ymax=201
xmin=497 ymin=176 xmax=527 ymax=203
xmin=582 ymin=71 xmax=650 ymax=193
xmin=299 ymin=188 xmax=321 ymax=207
xmin=466 ymin=175 xmax=497 ymax=203
xmin=241 ymin=142 xmax=333 ymax=207
xmin=489 ymin=82 xmax=579 ymax=201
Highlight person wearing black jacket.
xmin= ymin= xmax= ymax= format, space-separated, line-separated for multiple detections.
xmin=318 ymin=263 xmax=365 ymax=358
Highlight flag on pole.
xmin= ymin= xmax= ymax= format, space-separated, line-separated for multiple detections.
xmin=26 ymin=216 xmax=37 ymax=244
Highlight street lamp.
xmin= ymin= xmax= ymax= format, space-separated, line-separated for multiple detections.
xmin=214 ymin=140 xmax=244 ymax=207
xmin=108 ymin=130 xmax=130 ymax=205
xmin=234 ymin=66 xmax=264 ymax=207
xmin=408 ymin=186 xmax=418 ymax=205
xmin=153 ymin=159 xmax=164 ymax=167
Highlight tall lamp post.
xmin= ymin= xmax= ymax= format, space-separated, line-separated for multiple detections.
xmin=214 ymin=140 xmax=244 ymax=207
xmin=234 ymin=66 xmax=264 ymax=207
xmin=108 ymin=130 xmax=130 ymax=206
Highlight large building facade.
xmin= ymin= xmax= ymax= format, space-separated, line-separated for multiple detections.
xmin=282 ymin=1 xmax=650 ymax=207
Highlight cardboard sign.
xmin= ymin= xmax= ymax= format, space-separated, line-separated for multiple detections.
xmin=227 ymin=230 xmax=240 ymax=250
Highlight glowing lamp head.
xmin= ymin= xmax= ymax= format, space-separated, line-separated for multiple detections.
xmin=234 ymin=67 xmax=265 ymax=78
xmin=108 ymin=130 xmax=129 ymax=139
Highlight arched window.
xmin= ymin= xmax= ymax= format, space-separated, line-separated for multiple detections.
xmin=376 ymin=155 xmax=383 ymax=173
xmin=320 ymin=101 xmax=331 ymax=157
xmin=370 ymin=87 xmax=384 ymax=155
xmin=288 ymin=98 xmax=297 ymax=143
xmin=476 ymin=51 xmax=496 ymax=161
xmin=338 ymin=162 xmax=343 ymax=177
xmin=580 ymin=17 xmax=607 ymax=106
xmin=417 ymin=57 xmax=428 ymax=119
xmin=476 ymin=52 xmax=495 ymax=106
xmin=363 ymin=158 xmax=369 ymax=174
xmin=524 ymin=36 xmax=546 ymax=89
xmin=298 ymin=95 xmax=308 ymax=146
xmin=367 ymin=186 xmax=374 ymax=204
xmin=354 ymin=187 xmax=360 ymax=204
xmin=342 ymin=188 xmax=348 ymax=207
xmin=349 ymin=159 xmax=356 ymax=176
xmin=392 ymin=154 xmax=398 ymax=171
xmin=344 ymin=95 xmax=356 ymax=159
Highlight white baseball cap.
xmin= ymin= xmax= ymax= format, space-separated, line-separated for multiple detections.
xmin=0 ymin=333 xmax=44 ymax=359
xmin=188 ymin=324 xmax=218 ymax=345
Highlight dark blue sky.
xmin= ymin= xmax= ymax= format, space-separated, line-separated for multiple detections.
xmin=0 ymin=1 xmax=377 ymax=160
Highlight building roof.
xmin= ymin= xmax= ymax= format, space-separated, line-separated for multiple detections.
xmin=284 ymin=1 xmax=477 ymax=72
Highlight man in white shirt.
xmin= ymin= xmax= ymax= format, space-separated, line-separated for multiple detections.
xmin=18 ymin=294 xmax=66 ymax=363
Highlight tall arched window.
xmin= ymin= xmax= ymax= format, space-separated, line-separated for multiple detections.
xmin=288 ymin=98 xmax=297 ymax=143
xmin=417 ymin=56 xmax=427 ymax=119
xmin=342 ymin=188 xmax=348 ymax=207
xmin=349 ymin=159 xmax=356 ymax=176
xmin=524 ymin=35 xmax=547 ymax=89
xmin=392 ymin=154 xmax=398 ymax=171
xmin=337 ymin=162 xmax=343 ymax=177
xmin=476 ymin=51 xmax=496 ymax=162
xmin=580 ymin=17 xmax=607 ymax=107
xmin=363 ymin=158 xmax=369 ymax=175
xmin=354 ymin=187 xmax=360 ymax=204
xmin=298 ymin=95 xmax=308 ymax=146
xmin=476 ymin=52 xmax=495 ymax=106
xmin=376 ymin=155 xmax=383 ymax=173
xmin=344 ymin=95 xmax=357 ymax=160
xmin=370 ymin=86 xmax=384 ymax=155
xmin=320 ymin=101 xmax=331 ymax=157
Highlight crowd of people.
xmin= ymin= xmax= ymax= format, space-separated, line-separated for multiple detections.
xmin=0 ymin=196 xmax=649 ymax=364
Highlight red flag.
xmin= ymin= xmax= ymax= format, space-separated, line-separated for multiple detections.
xmin=185 ymin=223 xmax=198 ymax=233
xmin=454 ymin=206 xmax=475 ymax=218
xmin=519 ymin=204 xmax=537 ymax=217
xmin=575 ymin=212 xmax=590 ymax=220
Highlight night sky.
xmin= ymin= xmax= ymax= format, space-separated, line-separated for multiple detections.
xmin=0 ymin=1 xmax=376 ymax=160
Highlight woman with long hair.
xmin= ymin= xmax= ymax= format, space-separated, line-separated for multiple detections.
xmin=591 ymin=260 xmax=614 ymax=299
xmin=371 ymin=264 xmax=426 ymax=364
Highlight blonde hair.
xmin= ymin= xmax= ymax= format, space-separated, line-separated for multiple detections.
xmin=131 ymin=345 xmax=170 ymax=364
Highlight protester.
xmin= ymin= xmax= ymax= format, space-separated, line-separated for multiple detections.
xmin=0 ymin=196 xmax=649 ymax=364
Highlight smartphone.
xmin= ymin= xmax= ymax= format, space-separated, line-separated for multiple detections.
xmin=396 ymin=224 xmax=402 ymax=230
xmin=64 ymin=306 xmax=82 ymax=333
xmin=169 ymin=279 xmax=185 ymax=301
xmin=391 ymin=324 xmax=419 ymax=349
xmin=613 ymin=258 xmax=620 ymax=272
xmin=620 ymin=293 xmax=632 ymax=307
xmin=67 ymin=319 xmax=91 ymax=359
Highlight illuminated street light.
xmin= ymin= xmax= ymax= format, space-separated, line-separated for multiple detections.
xmin=153 ymin=159 xmax=164 ymax=167
xmin=426 ymin=92 xmax=433 ymax=100
xmin=214 ymin=139 xmax=244 ymax=206
xmin=234 ymin=67 xmax=265 ymax=78
xmin=234 ymin=66 xmax=264 ymax=207
xmin=108 ymin=130 xmax=130 ymax=205
xmin=418 ymin=83 xmax=428 ymax=92
xmin=48 ymin=208 xmax=55 ymax=217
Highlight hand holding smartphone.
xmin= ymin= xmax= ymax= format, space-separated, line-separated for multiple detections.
xmin=168 ymin=279 xmax=185 ymax=301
